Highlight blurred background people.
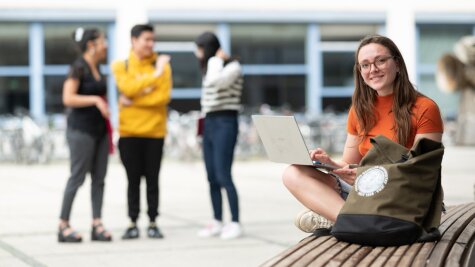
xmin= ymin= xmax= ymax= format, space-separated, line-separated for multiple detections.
xmin=194 ymin=32 xmax=244 ymax=240
xmin=59 ymin=27 xmax=112 ymax=243
xmin=111 ymin=24 xmax=172 ymax=240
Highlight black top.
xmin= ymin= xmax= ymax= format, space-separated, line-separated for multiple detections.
xmin=66 ymin=57 xmax=107 ymax=138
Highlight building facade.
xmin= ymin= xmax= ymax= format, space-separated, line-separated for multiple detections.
xmin=0 ymin=0 xmax=474 ymax=126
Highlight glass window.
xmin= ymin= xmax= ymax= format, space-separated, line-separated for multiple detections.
xmin=418 ymin=74 xmax=459 ymax=118
xmin=320 ymin=24 xmax=380 ymax=42
xmin=0 ymin=23 xmax=29 ymax=65
xmin=0 ymin=77 xmax=29 ymax=114
xmin=44 ymin=23 xmax=108 ymax=65
xmin=44 ymin=76 xmax=65 ymax=114
xmin=231 ymin=24 xmax=306 ymax=64
xmin=153 ymin=24 xmax=215 ymax=88
xmin=418 ymin=25 xmax=473 ymax=65
xmin=154 ymin=23 xmax=217 ymax=42
xmin=161 ymin=52 xmax=201 ymax=88
xmin=322 ymin=97 xmax=352 ymax=113
xmin=243 ymin=75 xmax=306 ymax=112
xmin=169 ymin=99 xmax=201 ymax=113
xmin=323 ymin=52 xmax=355 ymax=87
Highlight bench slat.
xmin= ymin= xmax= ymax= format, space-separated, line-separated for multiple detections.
xmin=397 ymin=243 xmax=423 ymax=267
xmin=262 ymin=203 xmax=475 ymax=267
xmin=273 ymin=236 xmax=331 ymax=267
xmin=412 ymin=203 xmax=474 ymax=266
xmin=341 ymin=246 xmax=373 ymax=267
xmin=426 ymin=203 xmax=475 ymax=267
xmin=413 ymin=242 xmax=436 ymax=267
xmin=355 ymin=246 xmax=385 ymax=267
xmin=446 ymin=216 xmax=475 ymax=267
xmin=307 ymin=239 xmax=350 ymax=266
xmin=462 ymin=240 xmax=475 ymax=267
xmin=439 ymin=204 xmax=473 ymax=233
xmin=326 ymin=243 xmax=361 ymax=266
xmin=385 ymin=245 xmax=410 ymax=266
xmin=260 ymin=236 xmax=317 ymax=267
xmin=369 ymin=247 xmax=397 ymax=267
xmin=288 ymin=237 xmax=337 ymax=266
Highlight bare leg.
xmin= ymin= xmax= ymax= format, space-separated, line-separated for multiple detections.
xmin=282 ymin=165 xmax=345 ymax=222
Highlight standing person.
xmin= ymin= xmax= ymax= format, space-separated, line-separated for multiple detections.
xmin=111 ymin=24 xmax=172 ymax=239
xmin=59 ymin=28 xmax=112 ymax=242
xmin=194 ymin=32 xmax=244 ymax=240
xmin=284 ymin=35 xmax=444 ymax=234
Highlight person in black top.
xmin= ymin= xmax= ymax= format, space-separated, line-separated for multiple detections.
xmin=58 ymin=28 xmax=112 ymax=242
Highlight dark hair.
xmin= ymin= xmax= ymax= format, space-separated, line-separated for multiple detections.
xmin=352 ymin=35 xmax=420 ymax=146
xmin=72 ymin=28 xmax=100 ymax=53
xmin=195 ymin=32 xmax=221 ymax=74
xmin=131 ymin=24 xmax=154 ymax=38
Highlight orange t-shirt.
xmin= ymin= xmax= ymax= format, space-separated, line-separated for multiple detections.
xmin=347 ymin=94 xmax=444 ymax=156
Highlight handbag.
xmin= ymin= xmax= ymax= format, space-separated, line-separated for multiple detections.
xmin=197 ymin=117 xmax=205 ymax=137
xmin=331 ymin=135 xmax=445 ymax=246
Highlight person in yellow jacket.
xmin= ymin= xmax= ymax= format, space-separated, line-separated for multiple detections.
xmin=111 ymin=24 xmax=172 ymax=240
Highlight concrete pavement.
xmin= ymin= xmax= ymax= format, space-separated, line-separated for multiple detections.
xmin=0 ymin=146 xmax=474 ymax=267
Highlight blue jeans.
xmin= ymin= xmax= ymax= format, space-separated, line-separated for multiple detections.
xmin=203 ymin=113 xmax=240 ymax=222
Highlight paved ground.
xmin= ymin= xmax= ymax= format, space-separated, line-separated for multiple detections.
xmin=0 ymin=146 xmax=474 ymax=267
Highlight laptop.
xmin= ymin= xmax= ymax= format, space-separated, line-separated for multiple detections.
xmin=252 ymin=115 xmax=339 ymax=170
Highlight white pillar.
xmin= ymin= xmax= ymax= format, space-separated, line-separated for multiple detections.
xmin=385 ymin=5 xmax=417 ymax=83
xmin=114 ymin=1 xmax=148 ymax=60
xmin=29 ymin=23 xmax=44 ymax=121
xmin=107 ymin=23 xmax=119 ymax=127
xmin=306 ymin=24 xmax=322 ymax=115
xmin=216 ymin=23 xmax=231 ymax=54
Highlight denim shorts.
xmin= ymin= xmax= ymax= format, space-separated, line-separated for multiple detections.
xmin=335 ymin=176 xmax=352 ymax=200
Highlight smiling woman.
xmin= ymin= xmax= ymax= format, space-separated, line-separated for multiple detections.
xmin=58 ymin=27 xmax=112 ymax=244
xmin=282 ymin=34 xmax=444 ymax=235
xmin=356 ymin=44 xmax=399 ymax=96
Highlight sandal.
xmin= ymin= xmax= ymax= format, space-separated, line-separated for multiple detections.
xmin=58 ymin=225 xmax=82 ymax=243
xmin=91 ymin=223 xmax=112 ymax=242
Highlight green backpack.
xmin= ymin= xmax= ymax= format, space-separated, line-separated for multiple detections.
xmin=331 ymin=135 xmax=445 ymax=246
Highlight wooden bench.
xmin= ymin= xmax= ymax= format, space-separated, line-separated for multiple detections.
xmin=261 ymin=202 xmax=475 ymax=267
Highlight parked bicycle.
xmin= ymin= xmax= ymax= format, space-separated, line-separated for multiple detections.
xmin=0 ymin=112 xmax=54 ymax=164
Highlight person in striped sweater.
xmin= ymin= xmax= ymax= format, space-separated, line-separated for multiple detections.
xmin=194 ymin=32 xmax=244 ymax=240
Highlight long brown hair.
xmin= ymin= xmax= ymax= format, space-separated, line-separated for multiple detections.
xmin=352 ymin=35 xmax=420 ymax=146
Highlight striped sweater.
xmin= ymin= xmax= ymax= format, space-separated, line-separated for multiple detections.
xmin=201 ymin=56 xmax=243 ymax=114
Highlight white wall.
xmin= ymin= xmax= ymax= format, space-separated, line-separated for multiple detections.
xmin=114 ymin=2 xmax=148 ymax=59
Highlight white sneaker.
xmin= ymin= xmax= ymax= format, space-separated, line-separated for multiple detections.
xmin=220 ymin=222 xmax=243 ymax=240
xmin=197 ymin=220 xmax=223 ymax=238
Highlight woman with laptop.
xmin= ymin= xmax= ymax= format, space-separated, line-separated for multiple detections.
xmin=282 ymin=35 xmax=444 ymax=234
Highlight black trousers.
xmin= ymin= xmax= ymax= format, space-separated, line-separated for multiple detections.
xmin=118 ymin=137 xmax=164 ymax=222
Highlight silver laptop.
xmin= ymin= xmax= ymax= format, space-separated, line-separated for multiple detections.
xmin=252 ymin=115 xmax=338 ymax=170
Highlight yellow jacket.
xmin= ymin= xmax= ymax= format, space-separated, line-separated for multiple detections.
xmin=112 ymin=51 xmax=172 ymax=138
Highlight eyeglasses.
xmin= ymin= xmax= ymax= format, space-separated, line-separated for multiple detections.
xmin=358 ymin=56 xmax=396 ymax=73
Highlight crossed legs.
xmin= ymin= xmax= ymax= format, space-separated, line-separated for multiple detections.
xmin=282 ymin=165 xmax=345 ymax=222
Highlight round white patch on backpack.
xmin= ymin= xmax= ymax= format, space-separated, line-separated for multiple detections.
xmin=355 ymin=166 xmax=388 ymax=197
